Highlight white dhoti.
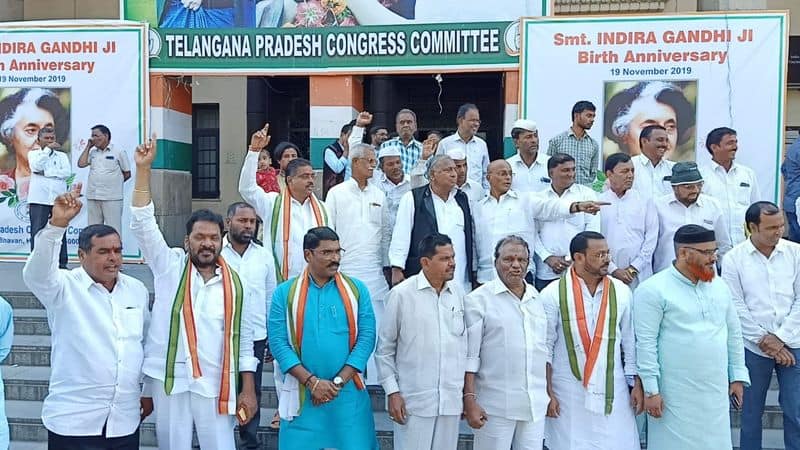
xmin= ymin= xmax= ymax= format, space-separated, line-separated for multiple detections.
xmin=473 ymin=415 xmax=545 ymax=450
xmin=341 ymin=263 xmax=388 ymax=386
xmin=151 ymin=380 xmax=236 ymax=450
xmin=393 ymin=414 xmax=460 ymax=450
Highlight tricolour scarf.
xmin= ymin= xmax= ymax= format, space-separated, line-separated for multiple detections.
xmin=279 ymin=268 xmax=364 ymax=420
xmin=270 ymin=191 xmax=327 ymax=282
xmin=164 ymin=256 xmax=243 ymax=415
xmin=558 ymin=269 xmax=618 ymax=415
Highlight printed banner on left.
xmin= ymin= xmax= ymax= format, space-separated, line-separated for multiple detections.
xmin=0 ymin=21 xmax=149 ymax=262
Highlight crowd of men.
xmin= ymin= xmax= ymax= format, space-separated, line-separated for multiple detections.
xmin=7 ymin=99 xmax=800 ymax=450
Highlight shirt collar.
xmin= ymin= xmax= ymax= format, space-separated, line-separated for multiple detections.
xmin=74 ymin=266 xmax=125 ymax=293
xmin=744 ymin=237 xmax=787 ymax=257
xmin=668 ymin=263 xmax=703 ymax=286
xmin=490 ymin=278 xmax=536 ymax=302
xmin=416 ymin=272 xmax=454 ymax=294
xmin=480 ymin=188 xmax=519 ymax=204
xmin=454 ymin=132 xmax=476 ymax=144
xmin=710 ymin=159 xmax=738 ymax=174
xmin=222 ymin=236 xmax=259 ymax=255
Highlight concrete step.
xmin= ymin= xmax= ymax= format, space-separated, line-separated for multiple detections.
xmin=2 ymin=293 xmax=44 ymax=311
xmin=732 ymin=427 xmax=786 ymax=450
xmin=10 ymin=442 xmax=158 ymax=450
xmin=5 ymin=400 xmax=476 ymax=450
xmin=12 ymin=310 xmax=48 ymax=336
xmin=4 ymin=335 xmax=51 ymax=367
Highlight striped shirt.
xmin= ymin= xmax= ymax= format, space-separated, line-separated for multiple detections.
xmin=379 ymin=137 xmax=423 ymax=175
xmin=546 ymin=129 xmax=599 ymax=186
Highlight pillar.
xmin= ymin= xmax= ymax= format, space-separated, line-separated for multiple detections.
xmin=309 ymin=76 xmax=364 ymax=169
xmin=503 ymin=70 xmax=520 ymax=158
xmin=149 ymin=74 xmax=192 ymax=246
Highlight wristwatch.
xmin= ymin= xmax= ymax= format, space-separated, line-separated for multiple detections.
xmin=333 ymin=376 xmax=344 ymax=389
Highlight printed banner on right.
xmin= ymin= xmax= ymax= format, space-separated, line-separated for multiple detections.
xmin=520 ymin=12 xmax=789 ymax=201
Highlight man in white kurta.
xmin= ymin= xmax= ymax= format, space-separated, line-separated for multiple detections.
xmin=474 ymin=160 xmax=574 ymax=284
xmin=599 ymin=153 xmax=658 ymax=289
xmin=239 ymin=126 xmax=329 ymax=282
xmin=534 ymin=154 xmax=600 ymax=291
xmin=653 ymin=161 xmax=731 ymax=272
xmin=412 ymin=147 xmax=484 ymax=204
xmin=130 ymin=138 xmax=259 ymax=450
xmin=370 ymin=146 xmax=412 ymax=269
xmin=437 ymin=103 xmax=490 ymax=189
xmin=376 ymin=234 xmax=467 ymax=450
xmin=326 ymin=144 xmax=389 ymax=384
xmin=506 ymin=119 xmax=551 ymax=193
xmin=464 ymin=236 xmax=551 ymax=450
xmin=630 ymin=125 xmax=675 ymax=201
xmin=541 ymin=231 xmax=642 ymax=450
xmin=699 ymin=127 xmax=762 ymax=247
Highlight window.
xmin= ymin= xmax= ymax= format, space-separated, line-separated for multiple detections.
xmin=192 ymin=104 xmax=220 ymax=199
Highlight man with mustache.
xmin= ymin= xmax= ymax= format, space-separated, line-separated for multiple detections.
xmin=376 ymin=233 xmax=467 ymax=450
xmin=631 ymin=125 xmax=674 ymax=201
xmin=239 ymin=124 xmax=329 ymax=283
xmin=23 ymin=182 xmax=151 ymax=449
xmin=369 ymin=145 xmax=412 ymax=284
xmin=507 ymin=119 xmax=551 ymax=193
xmin=463 ymin=236 xmax=552 ymax=449
xmin=722 ymin=202 xmax=800 ymax=450
xmin=652 ymin=161 xmax=730 ymax=272
xmin=414 ymin=147 xmax=484 ymax=205
xmin=634 ymin=224 xmax=750 ymax=450
xmin=438 ymin=103 xmax=490 ymax=190
xmin=541 ymin=231 xmax=642 ymax=450
xmin=378 ymin=109 xmax=423 ymax=175
xmin=699 ymin=127 xmax=762 ymax=247
xmin=268 ymin=226 xmax=378 ymax=450
xmin=599 ymin=153 xmax=658 ymax=289
xmin=220 ymin=202 xmax=276 ymax=449
xmin=130 ymin=136 xmax=259 ymax=450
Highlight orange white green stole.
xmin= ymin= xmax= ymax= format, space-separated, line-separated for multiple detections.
xmin=164 ymin=256 xmax=244 ymax=415
xmin=270 ymin=191 xmax=327 ymax=283
xmin=281 ymin=268 xmax=364 ymax=418
xmin=558 ymin=268 xmax=617 ymax=415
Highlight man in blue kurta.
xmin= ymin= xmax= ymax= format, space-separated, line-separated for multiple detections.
xmin=634 ymin=224 xmax=750 ymax=450
xmin=268 ymin=226 xmax=378 ymax=450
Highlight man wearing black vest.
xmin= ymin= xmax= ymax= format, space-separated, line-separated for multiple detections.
xmin=389 ymin=155 xmax=476 ymax=292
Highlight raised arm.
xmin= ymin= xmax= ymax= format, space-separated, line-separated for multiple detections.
xmin=128 ymin=134 xmax=179 ymax=274
xmin=22 ymin=183 xmax=82 ymax=307
xmin=239 ymin=124 xmax=277 ymax=221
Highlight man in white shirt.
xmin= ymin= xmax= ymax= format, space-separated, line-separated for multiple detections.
xmin=506 ymin=118 xmax=550 ymax=193
xmin=239 ymin=125 xmax=329 ymax=283
xmin=541 ymin=231 xmax=642 ymax=450
xmin=438 ymin=103 xmax=490 ymax=190
xmin=389 ymin=154 xmax=476 ymax=292
xmin=221 ymin=202 xmax=277 ymax=450
xmin=27 ymin=126 xmax=71 ymax=268
xmin=700 ymin=127 xmax=761 ymax=247
xmin=76 ymin=124 xmax=131 ymax=233
xmin=23 ymin=182 xmax=151 ymax=449
xmin=600 ymin=153 xmax=658 ymax=289
xmin=721 ymin=201 xmax=800 ymax=450
xmin=464 ymin=236 xmax=551 ymax=449
xmin=631 ymin=125 xmax=675 ymax=201
xmin=414 ymin=147 xmax=484 ymax=204
xmin=653 ymin=161 xmax=731 ymax=272
xmin=370 ymin=145 xmax=412 ymax=282
xmin=474 ymin=159 xmax=596 ymax=284
xmin=130 ymin=137 xmax=259 ymax=450
xmin=534 ymin=153 xmax=600 ymax=291
xmin=326 ymin=143 xmax=388 ymax=384
xmin=377 ymin=233 xmax=467 ymax=450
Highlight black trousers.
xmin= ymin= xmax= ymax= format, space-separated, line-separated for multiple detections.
xmin=48 ymin=428 xmax=139 ymax=450
xmin=535 ymin=277 xmax=557 ymax=292
xmin=29 ymin=203 xmax=67 ymax=268
xmin=238 ymin=338 xmax=266 ymax=449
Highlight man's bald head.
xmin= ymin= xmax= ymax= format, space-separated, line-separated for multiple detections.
xmin=487 ymin=160 xmax=513 ymax=196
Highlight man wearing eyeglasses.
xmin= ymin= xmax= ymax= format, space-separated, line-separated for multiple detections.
xmin=326 ymin=143 xmax=388 ymax=385
xmin=540 ymin=231 xmax=642 ymax=450
xmin=634 ymin=224 xmax=749 ymax=450
xmin=652 ymin=161 xmax=730 ymax=272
